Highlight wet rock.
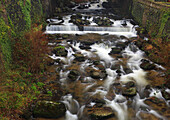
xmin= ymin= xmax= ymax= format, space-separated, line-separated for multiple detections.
xmin=116 ymin=42 xmax=127 ymax=49
xmin=74 ymin=53 xmax=85 ymax=62
xmin=93 ymin=17 xmax=113 ymax=26
xmin=77 ymin=3 xmax=89 ymax=9
xmin=142 ymin=85 xmax=152 ymax=98
xmin=121 ymin=21 xmax=127 ymax=26
xmin=93 ymin=60 xmax=100 ymax=65
xmin=81 ymin=41 xmax=95 ymax=46
xmin=161 ymin=91 xmax=170 ymax=100
xmin=139 ymin=112 xmax=161 ymax=120
xmin=109 ymin=48 xmax=122 ymax=55
xmin=52 ymin=46 xmax=67 ymax=57
xmin=79 ymin=45 xmax=91 ymax=50
xmin=125 ymin=81 xmax=136 ymax=88
xmin=124 ymin=67 xmax=133 ymax=74
xmin=143 ymin=96 xmax=170 ymax=118
xmin=144 ymin=96 xmax=165 ymax=108
xmin=140 ymin=59 xmax=156 ymax=70
xmin=68 ymin=70 xmax=80 ymax=81
xmin=120 ymin=35 xmax=128 ymax=40
xmin=128 ymin=44 xmax=138 ymax=52
xmin=122 ymin=87 xmax=137 ymax=97
xmin=102 ymin=2 xmax=110 ymax=8
xmin=112 ymin=82 xmax=122 ymax=94
xmin=33 ymin=101 xmax=66 ymax=118
xmin=88 ymin=107 xmax=115 ymax=120
xmin=111 ymin=64 xmax=120 ymax=70
xmin=90 ymin=70 xmax=107 ymax=79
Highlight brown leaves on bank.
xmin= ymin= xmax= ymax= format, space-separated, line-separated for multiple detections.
xmin=13 ymin=31 xmax=49 ymax=73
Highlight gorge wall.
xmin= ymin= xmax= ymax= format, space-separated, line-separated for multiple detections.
xmin=0 ymin=0 xmax=56 ymax=72
xmin=131 ymin=0 xmax=170 ymax=39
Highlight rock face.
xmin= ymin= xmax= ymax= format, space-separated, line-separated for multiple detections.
xmin=33 ymin=101 xmax=66 ymax=118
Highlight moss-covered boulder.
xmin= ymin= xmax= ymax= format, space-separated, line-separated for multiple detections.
xmin=88 ymin=107 xmax=115 ymax=120
xmin=52 ymin=45 xmax=67 ymax=57
xmin=122 ymin=87 xmax=137 ymax=97
xmin=33 ymin=100 xmax=66 ymax=118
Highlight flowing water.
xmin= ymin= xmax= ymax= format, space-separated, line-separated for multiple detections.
xmin=44 ymin=0 xmax=169 ymax=120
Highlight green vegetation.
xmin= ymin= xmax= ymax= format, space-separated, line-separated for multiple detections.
xmin=0 ymin=18 xmax=12 ymax=70
xmin=158 ymin=9 xmax=170 ymax=39
xmin=19 ymin=0 xmax=31 ymax=31
xmin=0 ymin=0 xmax=48 ymax=119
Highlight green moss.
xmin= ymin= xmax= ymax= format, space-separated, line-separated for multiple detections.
xmin=31 ymin=0 xmax=43 ymax=24
xmin=19 ymin=0 xmax=31 ymax=31
xmin=0 ymin=18 xmax=12 ymax=70
xmin=158 ymin=9 xmax=170 ymax=36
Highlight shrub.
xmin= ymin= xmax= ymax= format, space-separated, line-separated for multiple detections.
xmin=13 ymin=30 xmax=48 ymax=73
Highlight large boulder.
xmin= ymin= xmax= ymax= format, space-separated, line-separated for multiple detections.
xmin=33 ymin=101 xmax=66 ymax=118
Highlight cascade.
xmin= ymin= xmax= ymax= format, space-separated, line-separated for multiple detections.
xmin=42 ymin=0 xmax=169 ymax=120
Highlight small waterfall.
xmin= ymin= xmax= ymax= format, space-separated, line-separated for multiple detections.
xmin=84 ymin=26 xmax=131 ymax=32
xmin=46 ymin=25 xmax=79 ymax=31
xmin=47 ymin=25 xmax=131 ymax=32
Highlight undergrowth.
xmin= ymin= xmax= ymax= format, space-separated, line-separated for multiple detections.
xmin=13 ymin=30 xmax=48 ymax=73
xmin=0 ymin=29 xmax=49 ymax=119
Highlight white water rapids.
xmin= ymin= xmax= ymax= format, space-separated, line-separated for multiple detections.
xmin=45 ymin=0 xmax=168 ymax=120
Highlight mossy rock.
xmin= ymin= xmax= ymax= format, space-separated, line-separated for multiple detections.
xmin=162 ymin=91 xmax=170 ymax=100
xmin=109 ymin=48 xmax=122 ymax=55
xmin=90 ymin=70 xmax=107 ymax=79
xmin=52 ymin=45 xmax=67 ymax=57
xmin=122 ymin=87 xmax=137 ymax=97
xmin=140 ymin=59 xmax=156 ymax=70
xmin=33 ymin=100 xmax=66 ymax=118
xmin=89 ymin=107 xmax=115 ymax=120
xmin=74 ymin=53 xmax=85 ymax=62
xmin=68 ymin=70 xmax=80 ymax=81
